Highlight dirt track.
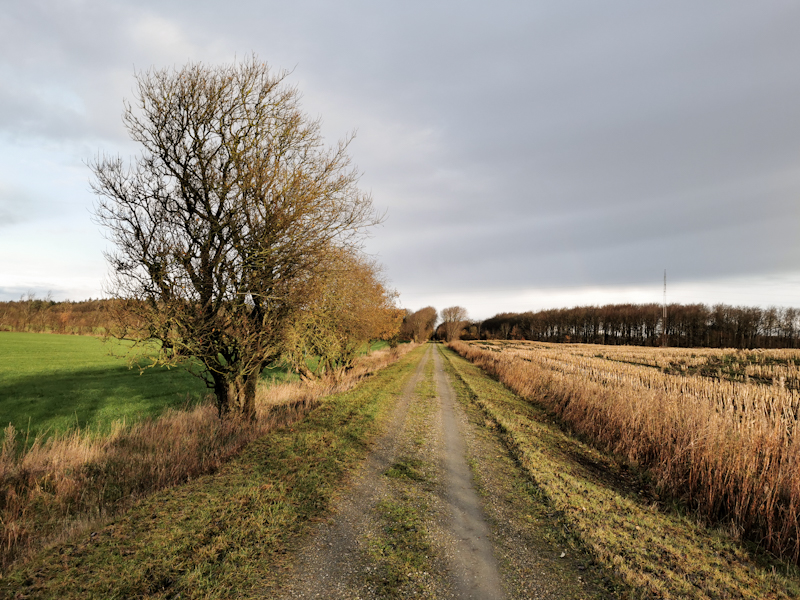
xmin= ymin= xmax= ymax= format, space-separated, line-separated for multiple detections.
xmin=270 ymin=344 xmax=602 ymax=599
xmin=432 ymin=347 xmax=506 ymax=598
xmin=271 ymin=344 xmax=433 ymax=598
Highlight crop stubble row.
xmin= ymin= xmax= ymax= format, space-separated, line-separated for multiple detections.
xmin=451 ymin=340 xmax=800 ymax=565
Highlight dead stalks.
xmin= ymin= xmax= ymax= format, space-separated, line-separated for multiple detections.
xmin=0 ymin=344 xmax=414 ymax=571
xmin=450 ymin=340 xmax=800 ymax=565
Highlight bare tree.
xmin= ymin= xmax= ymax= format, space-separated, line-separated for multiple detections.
xmin=401 ymin=306 xmax=438 ymax=343
xmin=441 ymin=305 xmax=468 ymax=342
xmin=91 ymin=57 xmax=381 ymax=419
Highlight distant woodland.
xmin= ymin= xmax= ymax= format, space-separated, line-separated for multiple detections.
xmin=4 ymin=297 xmax=800 ymax=350
xmin=474 ymin=303 xmax=800 ymax=349
xmin=0 ymin=297 xmax=111 ymax=335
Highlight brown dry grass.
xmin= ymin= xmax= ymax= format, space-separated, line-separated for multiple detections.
xmin=450 ymin=340 xmax=800 ymax=566
xmin=0 ymin=344 xmax=415 ymax=571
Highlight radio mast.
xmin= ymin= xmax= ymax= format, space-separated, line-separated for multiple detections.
xmin=662 ymin=270 xmax=667 ymax=347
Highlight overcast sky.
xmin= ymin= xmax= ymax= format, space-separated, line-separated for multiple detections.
xmin=2 ymin=1 xmax=799 ymax=318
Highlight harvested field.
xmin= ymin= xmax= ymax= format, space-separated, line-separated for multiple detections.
xmin=451 ymin=340 xmax=800 ymax=565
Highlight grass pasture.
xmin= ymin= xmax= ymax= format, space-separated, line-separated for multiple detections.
xmin=0 ymin=332 xmax=209 ymax=440
xmin=0 ymin=333 xmax=395 ymax=443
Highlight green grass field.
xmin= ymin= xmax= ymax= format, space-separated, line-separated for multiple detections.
xmin=0 ymin=332 xmax=209 ymax=439
xmin=0 ymin=334 xmax=393 ymax=441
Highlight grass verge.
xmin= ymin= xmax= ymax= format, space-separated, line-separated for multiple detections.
xmin=0 ymin=345 xmax=426 ymax=599
xmin=437 ymin=344 xmax=611 ymax=599
xmin=441 ymin=345 xmax=800 ymax=600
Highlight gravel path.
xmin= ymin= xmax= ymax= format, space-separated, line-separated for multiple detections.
xmin=270 ymin=345 xmax=431 ymax=599
xmin=269 ymin=344 xmax=604 ymax=599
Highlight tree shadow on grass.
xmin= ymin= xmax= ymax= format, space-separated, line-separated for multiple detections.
xmin=0 ymin=363 xmax=209 ymax=442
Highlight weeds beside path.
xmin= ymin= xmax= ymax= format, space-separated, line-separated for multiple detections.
xmin=1 ymin=346 xmax=419 ymax=598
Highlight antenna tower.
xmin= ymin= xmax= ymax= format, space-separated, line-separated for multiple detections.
xmin=662 ymin=270 xmax=667 ymax=347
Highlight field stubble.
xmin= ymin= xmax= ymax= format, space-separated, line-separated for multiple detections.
xmin=451 ymin=340 xmax=800 ymax=567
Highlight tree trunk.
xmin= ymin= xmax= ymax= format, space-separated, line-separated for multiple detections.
xmin=213 ymin=374 xmax=258 ymax=421
xmin=241 ymin=376 xmax=257 ymax=421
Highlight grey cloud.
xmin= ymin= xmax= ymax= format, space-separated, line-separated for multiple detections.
xmin=0 ymin=286 xmax=69 ymax=302
xmin=348 ymin=2 xmax=800 ymax=298
xmin=3 ymin=0 xmax=800 ymax=306
xmin=0 ymin=81 xmax=90 ymax=141
xmin=0 ymin=209 xmax=23 ymax=227
xmin=1 ymin=1 xmax=223 ymax=144
xmin=370 ymin=171 xmax=800 ymax=291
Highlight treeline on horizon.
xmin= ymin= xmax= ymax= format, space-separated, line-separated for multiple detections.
xmin=0 ymin=296 xmax=111 ymax=335
xmin=475 ymin=303 xmax=800 ymax=349
xmin=5 ymin=297 xmax=800 ymax=350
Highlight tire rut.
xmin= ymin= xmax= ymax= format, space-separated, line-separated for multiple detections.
xmin=433 ymin=346 xmax=507 ymax=599
xmin=271 ymin=346 xmax=433 ymax=599
xmin=270 ymin=344 xmax=506 ymax=599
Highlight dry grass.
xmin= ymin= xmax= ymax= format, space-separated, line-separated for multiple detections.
xmin=0 ymin=344 xmax=415 ymax=571
xmin=442 ymin=345 xmax=800 ymax=598
xmin=450 ymin=340 xmax=800 ymax=566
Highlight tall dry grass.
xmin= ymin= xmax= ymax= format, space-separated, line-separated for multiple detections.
xmin=450 ymin=340 xmax=800 ymax=564
xmin=0 ymin=344 xmax=414 ymax=570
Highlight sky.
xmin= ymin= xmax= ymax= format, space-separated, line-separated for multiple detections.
xmin=1 ymin=1 xmax=800 ymax=319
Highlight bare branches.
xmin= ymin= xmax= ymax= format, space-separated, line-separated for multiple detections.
xmin=441 ymin=306 xmax=468 ymax=342
xmin=401 ymin=307 xmax=438 ymax=343
xmin=91 ymin=57 xmax=383 ymax=418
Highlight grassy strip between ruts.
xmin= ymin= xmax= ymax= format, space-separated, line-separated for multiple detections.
xmin=366 ymin=350 xmax=439 ymax=597
xmin=1 ymin=345 xmax=427 ymax=600
xmin=440 ymin=346 xmax=800 ymax=600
